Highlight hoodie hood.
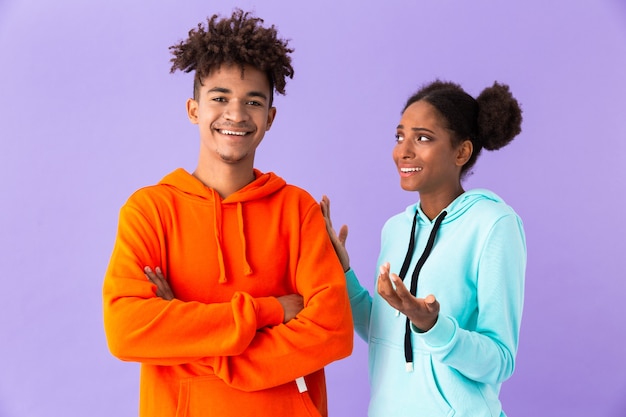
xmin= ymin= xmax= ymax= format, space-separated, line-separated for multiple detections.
xmin=157 ymin=168 xmax=286 ymax=283
xmin=407 ymin=189 xmax=505 ymax=225
xmin=158 ymin=168 xmax=286 ymax=202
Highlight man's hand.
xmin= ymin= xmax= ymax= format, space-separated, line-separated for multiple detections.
xmin=276 ymin=294 xmax=304 ymax=323
xmin=377 ymin=262 xmax=439 ymax=332
xmin=144 ymin=266 xmax=175 ymax=301
xmin=320 ymin=195 xmax=350 ymax=272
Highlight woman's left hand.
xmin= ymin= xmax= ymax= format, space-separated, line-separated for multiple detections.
xmin=377 ymin=262 xmax=439 ymax=332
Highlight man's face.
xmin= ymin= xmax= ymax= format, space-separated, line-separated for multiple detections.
xmin=187 ymin=64 xmax=276 ymax=167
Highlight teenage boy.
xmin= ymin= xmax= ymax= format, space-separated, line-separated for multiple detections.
xmin=103 ymin=9 xmax=353 ymax=417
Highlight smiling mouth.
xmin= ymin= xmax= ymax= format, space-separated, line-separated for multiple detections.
xmin=400 ymin=167 xmax=422 ymax=173
xmin=218 ymin=129 xmax=250 ymax=136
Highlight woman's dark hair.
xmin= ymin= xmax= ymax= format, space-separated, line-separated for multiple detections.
xmin=169 ymin=9 xmax=294 ymax=105
xmin=403 ymin=80 xmax=523 ymax=178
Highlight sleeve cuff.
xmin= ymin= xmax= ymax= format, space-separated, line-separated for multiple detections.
xmin=254 ymin=296 xmax=284 ymax=329
xmin=345 ymin=268 xmax=363 ymax=299
xmin=412 ymin=315 xmax=456 ymax=348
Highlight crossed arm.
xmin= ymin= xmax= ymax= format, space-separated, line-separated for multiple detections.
xmin=144 ymin=266 xmax=304 ymax=323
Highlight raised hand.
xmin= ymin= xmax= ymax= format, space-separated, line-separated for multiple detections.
xmin=320 ymin=195 xmax=350 ymax=272
xmin=377 ymin=262 xmax=439 ymax=332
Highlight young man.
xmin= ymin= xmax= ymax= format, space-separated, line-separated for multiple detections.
xmin=102 ymin=10 xmax=353 ymax=417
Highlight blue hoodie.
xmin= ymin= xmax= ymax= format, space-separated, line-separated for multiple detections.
xmin=346 ymin=189 xmax=526 ymax=417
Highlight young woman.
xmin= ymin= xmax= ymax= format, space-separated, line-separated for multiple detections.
xmin=322 ymin=80 xmax=526 ymax=417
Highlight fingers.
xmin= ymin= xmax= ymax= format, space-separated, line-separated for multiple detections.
xmin=320 ymin=195 xmax=331 ymax=223
xmin=424 ymin=294 xmax=440 ymax=314
xmin=277 ymin=294 xmax=305 ymax=323
xmin=144 ymin=266 xmax=162 ymax=290
xmin=338 ymin=225 xmax=348 ymax=247
xmin=377 ymin=272 xmax=391 ymax=296
xmin=390 ymin=273 xmax=410 ymax=297
xmin=144 ymin=266 xmax=174 ymax=301
xmin=379 ymin=262 xmax=390 ymax=276
xmin=394 ymin=280 xmax=439 ymax=316
xmin=320 ymin=195 xmax=349 ymax=242
xmin=377 ymin=263 xmax=400 ymax=305
xmin=145 ymin=266 xmax=166 ymax=282
xmin=376 ymin=263 xmax=440 ymax=327
xmin=320 ymin=195 xmax=329 ymax=214
xmin=383 ymin=272 xmax=417 ymax=310
xmin=144 ymin=266 xmax=160 ymax=282
xmin=377 ymin=263 xmax=391 ymax=291
xmin=321 ymin=195 xmax=348 ymax=235
xmin=320 ymin=196 xmax=351 ymax=271
xmin=320 ymin=195 xmax=336 ymax=235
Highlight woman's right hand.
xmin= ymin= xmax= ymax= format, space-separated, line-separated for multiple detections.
xmin=320 ymin=195 xmax=350 ymax=272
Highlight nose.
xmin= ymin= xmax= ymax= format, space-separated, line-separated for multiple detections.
xmin=396 ymin=139 xmax=415 ymax=159
xmin=223 ymin=100 xmax=249 ymax=123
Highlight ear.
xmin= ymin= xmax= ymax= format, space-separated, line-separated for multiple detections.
xmin=265 ymin=106 xmax=277 ymax=131
xmin=186 ymin=98 xmax=199 ymax=125
xmin=455 ymin=139 xmax=473 ymax=167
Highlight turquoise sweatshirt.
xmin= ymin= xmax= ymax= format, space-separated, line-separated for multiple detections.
xmin=346 ymin=189 xmax=526 ymax=417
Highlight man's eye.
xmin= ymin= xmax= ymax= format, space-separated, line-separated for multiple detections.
xmin=247 ymin=100 xmax=262 ymax=106
xmin=212 ymin=97 xmax=226 ymax=103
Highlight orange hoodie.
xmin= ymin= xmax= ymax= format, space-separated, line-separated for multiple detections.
xmin=103 ymin=168 xmax=353 ymax=417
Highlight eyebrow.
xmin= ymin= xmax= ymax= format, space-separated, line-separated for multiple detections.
xmin=396 ymin=124 xmax=436 ymax=135
xmin=207 ymin=87 xmax=268 ymax=101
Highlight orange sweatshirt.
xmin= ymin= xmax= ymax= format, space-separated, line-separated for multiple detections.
xmin=103 ymin=168 xmax=353 ymax=417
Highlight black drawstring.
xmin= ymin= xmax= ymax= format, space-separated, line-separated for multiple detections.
xmin=398 ymin=209 xmax=447 ymax=371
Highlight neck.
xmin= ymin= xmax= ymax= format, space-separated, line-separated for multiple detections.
xmin=193 ymin=163 xmax=256 ymax=198
xmin=419 ymin=185 xmax=464 ymax=221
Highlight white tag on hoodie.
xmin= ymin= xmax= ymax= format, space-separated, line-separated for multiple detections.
xmin=295 ymin=377 xmax=307 ymax=393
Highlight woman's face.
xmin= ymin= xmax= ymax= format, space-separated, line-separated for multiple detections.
xmin=393 ymin=100 xmax=469 ymax=194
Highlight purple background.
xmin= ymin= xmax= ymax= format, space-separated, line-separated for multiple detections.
xmin=1 ymin=1 xmax=625 ymax=416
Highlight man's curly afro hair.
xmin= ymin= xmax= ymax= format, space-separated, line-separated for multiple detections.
xmin=169 ymin=9 xmax=294 ymax=105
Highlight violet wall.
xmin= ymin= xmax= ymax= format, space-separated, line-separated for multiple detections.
xmin=1 ymin=0 xmax=625 ymax=416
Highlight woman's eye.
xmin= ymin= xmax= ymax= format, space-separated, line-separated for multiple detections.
xmin=395 ymin=134 xmax=404 ymax=143
xmin=247 ymin=100 xmax=262 ymax=106
xmin=414 ymin=135 xmax=430 ymax=143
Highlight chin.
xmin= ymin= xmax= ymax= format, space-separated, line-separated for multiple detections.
xmin=400 ymin=182 xmax=419 ymax=192
xmin=218 ymin=152 xmax=250 ymax=163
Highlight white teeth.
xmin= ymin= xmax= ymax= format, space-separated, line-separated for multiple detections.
xmin=400 ymin=167 xmax=422 ymax=173
xmin=220 ymin=130 xmax=247 ymax=136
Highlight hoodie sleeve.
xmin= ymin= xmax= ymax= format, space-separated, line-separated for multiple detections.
xmin=103 ymin=200 xmax=285 ymax=365
xmin=209 ymin=202 xmax=354 ymax=391
xmin=345 ymin=268 xmax=373 ymax=341
xmin=414 ymin=213 xmax=526 ymax=385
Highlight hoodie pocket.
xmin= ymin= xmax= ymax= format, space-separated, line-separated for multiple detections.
xmin=175 ymin=374 xmax=321 ymax=417
xmin=369 ymin=338 xmax=454 ymax=416
xmin=423 ymin=355 xmax=456 ymax=417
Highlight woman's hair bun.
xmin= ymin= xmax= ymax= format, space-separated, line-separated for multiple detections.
xmin=476 ymin=82 xmax=523 ymax=151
